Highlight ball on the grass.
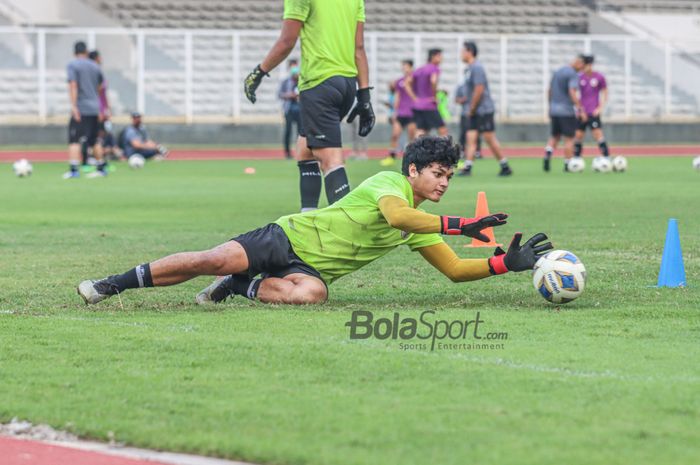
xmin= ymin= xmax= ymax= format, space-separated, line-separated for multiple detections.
xmin=568 ymin=157 xmax=585 ymax=173
xmin=532 ymin=250 xmax=587 ymax=304
xmin=128 ymin=154 xmax=146 ymax=169
xmin=612 ymin=155 xmax=628 ymax=172
xmin=693 ymin=156 xmax=700 ymax=171
xmin=592 ymin=156 xmax=613 ymax=173
xmin=12 ymin=159 xmax=33 ymax=177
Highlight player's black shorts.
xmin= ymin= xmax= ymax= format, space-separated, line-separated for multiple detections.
xmin=468 ymin=113 xmax=496 ymax=133
xmin=550 ymin=116 xmax=578 ymax=138
xmin=413 ymin=110 xmax=444 ymax=131
xmin=232 ymin=223 xmax=325 ymax=284
xmin=396 ymin=116 xmax=413 ymax=128
xmin=68 ymin=115 xmax=100 ymax=146
xmin=299 ymin=75 xmax=357 ymax=149
xmin=578 ymin=115 xmax=603 ymax=131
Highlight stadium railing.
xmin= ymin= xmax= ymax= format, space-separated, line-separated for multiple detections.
xmin=0 ymin=26 xmax=698 ymax=125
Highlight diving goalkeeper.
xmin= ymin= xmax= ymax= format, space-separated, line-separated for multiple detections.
xmin=78 ymin=136 xmax=552 ymax=306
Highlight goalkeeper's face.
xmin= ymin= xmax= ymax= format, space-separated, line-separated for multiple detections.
xmin=410 ymin=163 xmax=454 ymax=203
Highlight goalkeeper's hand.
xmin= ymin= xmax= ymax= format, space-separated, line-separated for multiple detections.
xmin=440 ymin=213 xmax=508 ymax=242
xmin=347 ymin=87 xmax=375 ymax=137
xmin=244 ymin=64 xmax=270 ymax=104
xmin=488 ymin=232 xmax=553 ymax=274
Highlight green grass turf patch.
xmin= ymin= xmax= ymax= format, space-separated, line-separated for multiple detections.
xmin=1 ymin=156 xmax=699 ymax=465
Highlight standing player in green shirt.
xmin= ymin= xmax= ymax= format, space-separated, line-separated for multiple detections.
xmin=78 ymin=137 xmax=552 ymax=306
xmin=244 ymin=0 xmax=375 ymax=212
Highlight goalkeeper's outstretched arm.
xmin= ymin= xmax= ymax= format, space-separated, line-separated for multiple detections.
xmin=418 ymin=242 xmax=491 ymax=282
xmin=377 ymin=195 xmax=507 ymax=241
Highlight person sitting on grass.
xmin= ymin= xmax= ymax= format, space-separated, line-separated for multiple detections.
xmin=78 ymin=136 xmax=552 ymax=306
xmin=123 ymin=112 xmax=169 ymax=161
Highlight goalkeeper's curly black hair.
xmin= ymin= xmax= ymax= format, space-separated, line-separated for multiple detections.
xmin=401 ymin=136 xmax=461 ymax=176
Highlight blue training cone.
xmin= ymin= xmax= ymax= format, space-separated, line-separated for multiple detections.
xmin=657 ymin=218 xmax=686 ymax=288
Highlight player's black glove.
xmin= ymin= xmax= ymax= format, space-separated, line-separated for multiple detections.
xmin=347 ymin=87 xmax=375 ymax=137
xmin=244 ymin=64 xmax=270 ymax=104
xmin=488 ymin=232 xmax=553 ymax=274
xmin=440 ymin=213 xmax=508 ymax=242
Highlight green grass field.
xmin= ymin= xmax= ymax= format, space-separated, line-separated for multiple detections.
xmin=1 ymin=156 xmax=699 ymax=465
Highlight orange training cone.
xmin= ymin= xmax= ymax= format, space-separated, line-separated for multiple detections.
xmin=465 ymin=191 xmax=502 ymax=248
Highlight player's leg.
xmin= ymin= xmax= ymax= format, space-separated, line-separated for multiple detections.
xmin=196 ymin=224 xmax=327 ymax=305
xmin=475 ymin=132 xmax=483 ymax=159
xmin=458 ymin=115 xmax=467 ymax=151
xmin=574 ymin=117 xmax=586 ymax=158
xmin=257 ymin=273 xmax=327 ymax=304
xmin=563 ymin=136 xmax=575 ymax=170
xmin=483 ymin=133 xmax=512 ymax=176
xmin=407 ymin=121 xmax=417 ymax=142
xmin=437 ymin=125 xmax=449 ymax=137
xmin=479 ymin=114 xmax=510 ymax=176
xmin=591 ymin=118 xmax=610 ymax=157
xmin=562 ymin=117 xmax=578 ymax=171
xmin=296 ymin=136 xmax=322 ymax=212
xmin=302 ymin=76 xmax=356 ymax=205
xmin=544 ymin=117 xmax=561 ymax=172
xmin=382 ymin=117 xmax=402 ymax=166
xmin=64 ymin=117 xmax=83 ymax=178
xmin=85 ymin=117 xmax=107 ymax=177
xmin=78 ymin=240 xmax=250 ymax=304
xmin=283 ymin=110 xmax=293 ymax=159
xmin=459 ymin=128 xmax=478 ymax=176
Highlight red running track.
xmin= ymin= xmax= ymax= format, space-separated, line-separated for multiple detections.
xmin=0 ymin=145 xmax=697 ymax=162
xmin=0 ymin=436 xmax=170 ymax=465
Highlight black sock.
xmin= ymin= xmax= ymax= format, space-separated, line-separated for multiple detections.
xmin=574 ymin=141 xmax=583 ymax=157
xmin=298 ymin=160 xmax=322 ymax=212
xmin=97 ymin=162 xmax=107 ymax=172
xmin=324 ymin=166 xmax=350 ymax=205
xmin=108 ymin=263 xmax=153 ymax=294
xmin=70 ymin=162 xmax=79 ymax=173
xmin=545 ymin=146 xmax=553 ymax=158
xmin=598 ymin=140 xmax=610 ymax=157
xmin=228 ymin=275 xmax=262 ymax=300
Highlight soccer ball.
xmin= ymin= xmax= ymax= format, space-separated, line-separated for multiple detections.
xmin=12 ymin=159 xmax=33 ymax=177
xmin=567 ymin=157 xmax=585 ymax=173
xmin=612 ymin=155 xmax=628 ymax=172
xmin=592 ymin=156 xmax=613 ymax=173
xmin=532 ymin=250 xmax=587 ymax=304
xmin=128 ymin=154 xmax=146 ymax=169
xmin=693 ymin=156 xmax=700 ymax=171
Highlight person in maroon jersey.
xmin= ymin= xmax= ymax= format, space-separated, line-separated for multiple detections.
xmin=412 ymin=49 xmax=448 ymax=137
xmin=574 ymin=55 xmax=611 ymax=159
xmin=382 ymin=59 xmax=417 ymax=166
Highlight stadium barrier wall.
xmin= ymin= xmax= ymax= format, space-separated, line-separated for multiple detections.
xmin=1 ymin=27 xmax=700 ymax=125
xmin=2 ymin=122 xmax=699 ymax=147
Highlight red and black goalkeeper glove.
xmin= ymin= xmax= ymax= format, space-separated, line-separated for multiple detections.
xmin=488 ymin=232 xmax=553 ymax=274
xmin=440 ymin=213 xmax=508 ymax=242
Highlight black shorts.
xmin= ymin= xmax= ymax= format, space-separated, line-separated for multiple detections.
xmin=69 ymin=115 xmax=100 ymax=146
xmin=578 ymin=115 xmax=603 ymax=131
xmin=299 ymin=76 xmax=357 ymax=149
xmin=232 ymin=223 xmax=325 ymax=284
xmin=468 ymin=113 xmax=496 ymax=133
xmin=413 ymin=110 xmax=444 ymax=131
xmin=396 ymin=116 xmax=413 ymax=128
xmin=550 ymin=116 xmax=578 ymax=138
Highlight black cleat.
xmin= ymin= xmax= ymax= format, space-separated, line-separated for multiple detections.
xmin=457 ymin=167 xmax=472 ymax=176
xmin=196 ymin=275 xmax=236 ymax=304
xmin=498 ymin=165 xmax=513 ymax=177
xmin=543 ymin=157 xmax=551 ymax=172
